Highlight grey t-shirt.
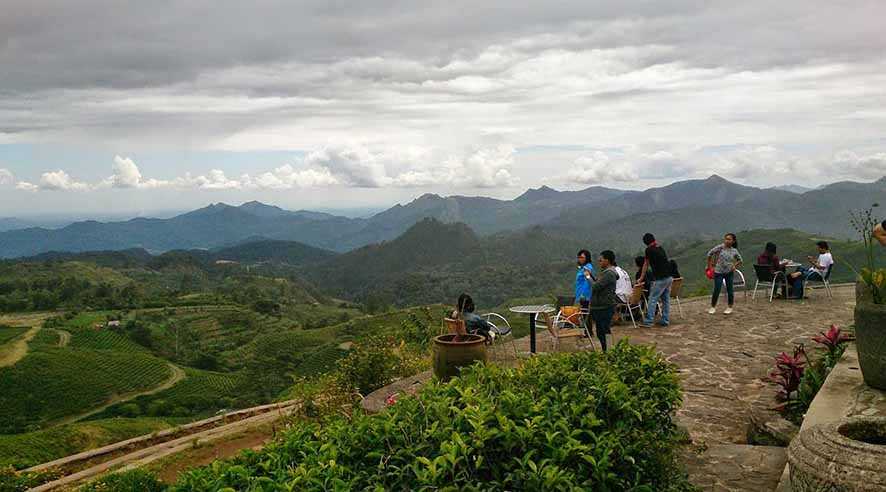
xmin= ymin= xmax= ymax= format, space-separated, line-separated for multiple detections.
xmin=707 ymin=244 xmax=743 ymax=274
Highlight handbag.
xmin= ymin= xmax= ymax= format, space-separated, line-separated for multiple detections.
xmin=705 ymin=267 xmax=715 ymax=280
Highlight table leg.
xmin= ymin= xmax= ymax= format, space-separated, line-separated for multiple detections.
xmin=529 ymin=313 xmax=536 ymax=354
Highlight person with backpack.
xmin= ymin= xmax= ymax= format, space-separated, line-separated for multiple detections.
xmin=637 ymin=233 xmax=673 ymax=327
xmin=706 ymin=233 xmax=743 ymax=315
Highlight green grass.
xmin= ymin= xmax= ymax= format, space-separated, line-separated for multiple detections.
xmin=27 ymin=329 xmax=59 ymax=349
xmin=0 ymin=326 xmax=28 ymax=345
xmin=0 ymin=348 xmax=172 ymax=433
xmin=0 ymin=417 xmax=173 ymax=469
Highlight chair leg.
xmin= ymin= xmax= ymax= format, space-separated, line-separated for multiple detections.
xmin=769 ymin=282 xmax=775 ymax=303
xmin=825 ymin=281 xmax=833 ymax=298
xmin=677 ymin=297 xmax=684 ymax=318
xmin=752 ymin=280 xmax=759 ymax=300
xmin=627 ymin=306 xmax=637 ymax=328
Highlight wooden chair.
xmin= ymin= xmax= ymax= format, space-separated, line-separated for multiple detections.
xmin=538 ymin=312 xmax=594 ymax=352
xmin=617 ymin=284 xmax=646 ymax=328
xmin=443 ymin=318 xmax=467 ymax=337
xmin=670 ymin=277 xmax=684 ymax=318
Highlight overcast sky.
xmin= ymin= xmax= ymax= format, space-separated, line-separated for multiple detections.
xmin=1 ymin=1 xmax=885 ymax=217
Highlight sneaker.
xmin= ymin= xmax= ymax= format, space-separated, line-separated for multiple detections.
xmin=724 ymin=307 xmax=733 ymax=315
xmin=656 ymin=322 xmax=669 ymax=328
xmin=707 ymin=307 xmax=716 ymax=315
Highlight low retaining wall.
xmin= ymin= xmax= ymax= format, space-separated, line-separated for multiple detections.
xmin=776 ymin=343 xmax=886 ymax=491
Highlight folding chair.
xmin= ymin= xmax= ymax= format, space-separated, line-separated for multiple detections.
xmin=617 ymin=284 xmax=646 ymax=328
xmin=669 ymin=277 xmax=684 ymax=318
xmin=752 ymin=264 xmax=787 ymax=302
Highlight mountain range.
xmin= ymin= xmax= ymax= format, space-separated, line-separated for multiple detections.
xmin=0 ymin=175 xmax=883 ymax=259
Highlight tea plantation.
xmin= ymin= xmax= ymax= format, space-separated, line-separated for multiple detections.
xmin=0 ymin=326 xmax=28 ymax=346
xmin=173 ymin=343 xmax=691 ymax=491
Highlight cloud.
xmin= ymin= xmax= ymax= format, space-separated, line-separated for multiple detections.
xmin=566 ymin=152 xmax=638 ymax=184
xmin=305 ymin=145 xmax=391 ymax=187
xmin=830 ymin=150 xmax=886 ymax=180
xmin=106 ymin=155 xmax=143 ymax=188
xmin=0 ymin=169 xmax=13 ymax=186
xmin=16 ymin=181 xmax=38 ymax=192
xmin=251 ymin=164 xmax=339 ymax=189
xmin=39 ymin=170 xmax=90 ymax=191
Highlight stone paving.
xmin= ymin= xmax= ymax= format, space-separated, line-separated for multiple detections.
xmin=510 ymin=284 xmax=858 ymax=491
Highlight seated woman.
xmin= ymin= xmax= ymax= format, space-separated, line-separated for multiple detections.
xmin=757 ymin=242 xmax=787 ymax=297
xmin=451 ymin=293 xmax=494 ymax=341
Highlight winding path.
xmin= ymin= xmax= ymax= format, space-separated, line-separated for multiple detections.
xmin=0 ymin=326 xmax=40 ymax=368
xmin=55 ymin=363 xmax=187 ymax=426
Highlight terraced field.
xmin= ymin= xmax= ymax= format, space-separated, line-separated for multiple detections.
xmin=0 ymin=326 xmax=28 ymax=345
xmin=91 ymin=368 xmax=244 ymax=420
xmin=0 ymin=348 xmax=172 ymax=433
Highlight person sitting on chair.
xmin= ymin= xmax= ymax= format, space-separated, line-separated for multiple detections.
xmin=757 ymin=242 xmax=787 ymax=297
xmin=612 ymin=257 xmax=633 ymax=303
xmin=451 ymin=293 xmax=494 ymax=342
xmin=787 ymin=241 xmax=833 ymax=299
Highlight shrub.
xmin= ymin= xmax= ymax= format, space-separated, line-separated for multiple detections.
xmin=336 ymin=336 xmax=427 ymax=396
xmin=80 ymin=469 xmax=165 ymax=492
xmin=175 ymin=341 xmax=689 ymax=491
xmin=0 ymin=466 xmax=60 ymax=492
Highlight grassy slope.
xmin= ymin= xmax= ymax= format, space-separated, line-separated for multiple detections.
xmin=0 ymin=326 xmax=28 ymax=345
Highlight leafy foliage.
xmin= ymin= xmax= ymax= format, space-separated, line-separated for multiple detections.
xmin=80 ymin=469 xmax=166 ymax=492
xmin=335 ymin=336 xmax=428 ymax=396
xmin=174 ymin=342 xmax=689 ymax=491
xmin=0 ymin=466 xmax=60 ymax=492
xmin=769 ymin=345 xmax=807 ymax=401
xmin=847 ymin=204 xmax=884 ymax=303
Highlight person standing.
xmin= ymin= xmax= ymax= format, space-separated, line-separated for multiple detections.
xmin=707 ymin=233 xmax=743 ymax=314
xmin=590 ymin=250 xmax=619 ymax=351
xmin=574 ymin=249 xmax=595 ymax=305
xmin=637 ymin=233 xmax=673 ymax=327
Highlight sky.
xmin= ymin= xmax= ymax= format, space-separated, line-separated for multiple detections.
xmin=1 ymin=1 xmax=886 ymax=217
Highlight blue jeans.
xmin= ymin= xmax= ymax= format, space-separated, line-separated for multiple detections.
xmin=644 ymin=277 xmax=672 ymax=325
xmin=712 ymin=271 xmax=734 ymax=307
xmin=791 ymin=267 xmax=822 ymax=298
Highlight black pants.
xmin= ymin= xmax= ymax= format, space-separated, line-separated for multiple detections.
xmin=591 ymin=307 xmax=614 ymax=351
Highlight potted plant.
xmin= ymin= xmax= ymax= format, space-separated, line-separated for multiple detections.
xmin=848 ymin=205 xmax=886 ymax=390
xmin=433 ymin=305 xmax=487 ymax=381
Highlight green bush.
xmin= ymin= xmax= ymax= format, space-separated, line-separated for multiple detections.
xmin=336 ymin=336 xmax=427 ymax=396
xmin=79 ymin=469 xmax=165 ymax=492
xmin=174 ymin=341 xmax=689 ymax=491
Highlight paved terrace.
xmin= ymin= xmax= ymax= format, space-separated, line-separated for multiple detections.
xmin=508 ymin=284 xmax=857 ymax=491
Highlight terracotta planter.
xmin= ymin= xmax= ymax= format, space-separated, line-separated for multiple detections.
xmin=432 ymin=334 xmax=487 ymax=381
xmin=789 ymin=417 xmax=886 ymax=491
xmin=855 ymin=282 xmax=886 ymax=390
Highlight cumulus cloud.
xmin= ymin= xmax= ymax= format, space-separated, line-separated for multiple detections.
xmin=16 ymin=181 xmax=38 ymax=192
xmin=305 ymin=145 xmax=391 ymax=187
xmin=566 ymin=152 xmax=639 ymax=184
xmin=106 ymin=155 xmax=143 ymax=188
xmin=39 ymin=170 xmax=90 ymax=191
xmin=0 ymin=169 xmax=13 ymax=186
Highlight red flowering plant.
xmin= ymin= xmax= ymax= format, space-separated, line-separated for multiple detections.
xmin=769 ymin=345 xmax=807 ymax=402
xmin=811 ymin=324 xmax=854 ymax=367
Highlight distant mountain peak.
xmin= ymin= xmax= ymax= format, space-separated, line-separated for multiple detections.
xmin=515 ymin=185 xmax=560 ymax=202
xmin=705 ymin=174 xmax=730 ymax=184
